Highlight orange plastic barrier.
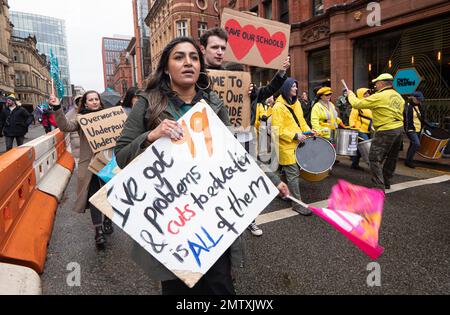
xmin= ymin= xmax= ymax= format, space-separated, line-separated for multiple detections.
xmin=58 ymin=151 xmax=75 ymax=173
xmin=0 ymin=148 xmax=34 ymax=200
xmin=0 ymin=129 xmax=74 ymax=274
xmin=0 ymin=190 xmax=57 ymax=274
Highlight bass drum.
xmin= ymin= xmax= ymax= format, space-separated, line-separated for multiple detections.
xmin=418 ymin=127 xmax=450 ymax=160
xmin=295 ymin=137 xmax=336 ymax=182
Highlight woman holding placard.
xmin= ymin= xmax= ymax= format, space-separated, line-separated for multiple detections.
xmin=114 ymin=37 xmax=240 ymax=295
xmin=49 ymin=91 xmax=114 ymax=249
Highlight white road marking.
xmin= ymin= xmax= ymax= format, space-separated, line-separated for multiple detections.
xmin=256 ymin=175 xmax=450 ymax=226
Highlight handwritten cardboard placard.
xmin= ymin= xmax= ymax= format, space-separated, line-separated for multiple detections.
xmin=208 ymin=70 xmax=251 ymax=129
xmin=89 ymin=101 xmax=278 ymax=288
xmin=77 ymin=107 xmax=127 ymax=153
xmin=221 ymin=8 xmax=291 ymax=70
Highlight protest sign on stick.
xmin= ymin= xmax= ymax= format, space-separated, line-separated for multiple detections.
xmin=208 ymin=70 xmax=251 ymax=129
xmin=90 ymin=101 xmax=279 ymax=288
xmin=221 ymin=8 xmax=291 ymax=70
xmin=77 ymin=107 xmax=127 ymax=153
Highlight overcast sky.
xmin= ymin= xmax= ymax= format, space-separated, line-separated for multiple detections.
xmin=9 ymin=0 xmax=134 ymax=93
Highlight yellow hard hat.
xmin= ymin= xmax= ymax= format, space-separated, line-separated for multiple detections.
xmin=356 ymin=88 xmax=370 ymax=99
xmin=372 ymin=73 xmax=394 ymax=83
xmin=317 ymin=87 xmax=333 ymax=96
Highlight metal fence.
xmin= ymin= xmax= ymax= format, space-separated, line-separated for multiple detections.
xmin=423 ymin=99 xmax=450 ymax=129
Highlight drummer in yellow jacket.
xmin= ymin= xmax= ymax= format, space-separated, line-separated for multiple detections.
xmin=272 ymin=78 xmax=313 ymax=216
xmin=349 ymin=88 xmax=373 ymax=170
xmin=311 ymin=87 xmax=346 ymax=142
xmin=347 ymin=73 xmax=405 ymax=191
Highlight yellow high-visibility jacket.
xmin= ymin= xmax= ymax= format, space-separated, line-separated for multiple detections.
xmin=311 ymin=101 xmax=342 ymax=139
xmin=413 ymin=107 xmax=422 ymax=132
xmin=348 ymin=87 xmax=405 ymax=132
xmin=349 ymin=108 xmax=373 ymax=134
xmin=272 ymin=95 xmax=311 ymax=166
xmin=254 ymin=103 xmax=268 ymax=132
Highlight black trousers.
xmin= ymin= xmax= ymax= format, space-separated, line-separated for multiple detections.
xmin=161 ymin=249 xmax=236 ymax=295
xmin=87 ymin=176 xmax=104 ymax=226
xmin=5 ymin=136 xmax=24 ymax=151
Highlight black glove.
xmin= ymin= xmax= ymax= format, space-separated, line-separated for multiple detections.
xmin=260 ymin=115 xmax=268 ymax=122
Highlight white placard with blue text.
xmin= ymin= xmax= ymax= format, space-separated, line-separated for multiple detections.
xmin=90 ymin=101 xmax=278 ymax=288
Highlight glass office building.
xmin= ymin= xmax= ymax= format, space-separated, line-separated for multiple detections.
xmin=10 ymin=11 xmax=72 ymax=97
xmin=102 ymin=37 xmax=130 ymax=89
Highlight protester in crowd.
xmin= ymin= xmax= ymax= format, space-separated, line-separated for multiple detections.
xmin=114 ymin=37 xmax=289 ymax=295
xmin=49 ymin=91 xmax=114 ymax=248
xmin=336 ymin=89 xmax=351 ymax=125
xmin=271 ymin=78 xmax=314 ymax=216
xmin=349 ymin=88 xmax=373 ymax=170
xmin=311 ymin=87 xmax=345 ymax=143
xmin=40 ymin=106 xmax=58 ymax=133
xmin=347 ymin=73 xmax=405 ymax=191
xmin=122 ymin=87 xmax=138 ymax=116
xmin=404 ymin=91 xmax=431 ymax=168
xmin=255 ymin=95 xmax=275 ymax=133
xmin=0 ymin=95 xmax=33 ymax=151
xmin=200 ymin=27 xmax=290 ymax=237
xmin=64 ymin=94 xmax=83 ymax=161
xmin=300 ymin=91 xmax=312 ymax=128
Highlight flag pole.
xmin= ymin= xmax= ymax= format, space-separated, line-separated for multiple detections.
xmin=287 ymin=196 xmax=310 ymax=210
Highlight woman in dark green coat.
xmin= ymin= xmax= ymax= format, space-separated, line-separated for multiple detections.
xmin=115 ymin=37 xmax=239 ymax=295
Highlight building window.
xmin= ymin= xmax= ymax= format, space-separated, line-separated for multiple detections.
xmin=308 ymin=48 xmax=330 ymax=98
xmin=0 ymin=64 xmax=4 ymax=83
xmin=198 ymin=22 xmax=208 ymax=38
xmin=279 ymin=0 xmax=289 ymax=24
xmin=176 ymin=20 xmax=188 ymax=37
xmin=264 ymin=1 xmax=272 ymax=19
xmin=313 ymin=0 xmax=324 ymax=16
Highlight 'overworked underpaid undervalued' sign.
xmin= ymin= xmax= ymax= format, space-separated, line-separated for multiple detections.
xmin=89 ymin=101 xmax=279 ymax=288
xmin=77 ymin=107 xmax=127 ymax=153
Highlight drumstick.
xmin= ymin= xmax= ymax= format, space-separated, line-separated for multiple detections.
xmin=341 ymin=80 xmax=349 ymax=91
xmin=287 ymin=196 xmax=310 ymax=210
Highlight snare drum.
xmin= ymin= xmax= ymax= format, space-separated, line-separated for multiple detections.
xmin=295 ymin=137 xmax=336 ymax=182
xmin=335 ymin=129 xmax=359 ymax=156
xmin=418 ymin=127 xmax=450 ymax=160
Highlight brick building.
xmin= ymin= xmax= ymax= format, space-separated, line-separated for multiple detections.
xmin=0 ymin=0 xmax=14 ymax=97
xmin=11 ymin=35 xmax=51 ymax=112
xmin=112 ymin=52 xmax=133 ymax=97
xmin=145 ymin=0 xmax=221 ymax=73
xmin=220 ymin=0 xmax=450 ymax=123
xmin=102 ymin=37 xmax=131 ymax=89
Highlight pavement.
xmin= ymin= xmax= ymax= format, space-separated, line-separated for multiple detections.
xmin=40 ymin=155 xmax=450 ymax=295
xmin=0 ymin=124 xmax=46 ymax=155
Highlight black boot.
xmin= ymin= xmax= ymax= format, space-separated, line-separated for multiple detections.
xmin=103 ymin=217 xmax=114 ymax=235
xmin=95 ymin=226 xmax=106 ymax=248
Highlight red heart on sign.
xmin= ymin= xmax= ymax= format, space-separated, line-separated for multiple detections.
xmin=255 ymin=28 xmax=287 ymax=65
xmin=225 ymin=19 xmax=256 ymax=61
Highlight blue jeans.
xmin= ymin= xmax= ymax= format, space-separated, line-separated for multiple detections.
xmin=406 ymin=132 xmax=420 ymax=163
xmin=352 ymin=132 xmax=370 ymax=167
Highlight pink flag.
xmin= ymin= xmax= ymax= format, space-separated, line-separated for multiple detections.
xmin=310 ymin=180 xmax=385 ymax=260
